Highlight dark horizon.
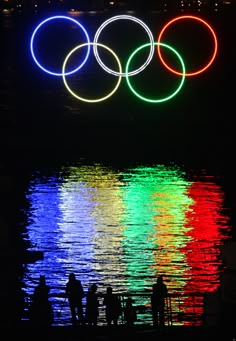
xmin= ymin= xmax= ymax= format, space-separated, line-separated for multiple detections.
xmin=1 ymin=0 xmax=235 ymax=12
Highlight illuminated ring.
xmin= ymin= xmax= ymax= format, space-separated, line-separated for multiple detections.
xmin=30 ymin=15 xmax=90 ymax=76
xmin=93 ymin=15 xmax=154 ymax=77
xmin=62 ymin=42 xmax=122 ymax=103
xmin=157 ymin=15 xmax=218 ymax=77
xmin=125 ymin=42 xmax=185 ymax=103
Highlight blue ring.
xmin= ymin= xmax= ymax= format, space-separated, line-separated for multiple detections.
xmin=30 ymin=15 xmax=91 ymax=76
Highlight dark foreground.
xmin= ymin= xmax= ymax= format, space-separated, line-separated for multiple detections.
xmin=8 ymin=325 xmax=236 ymax=341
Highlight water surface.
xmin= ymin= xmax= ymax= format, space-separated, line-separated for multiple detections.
xmin=21 ymin=162 xmax=232 ymax=326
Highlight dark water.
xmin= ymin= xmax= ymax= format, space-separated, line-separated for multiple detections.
xmin=1 ymin=7 xmax=236 ymax=327
xmin=1 ymin=7 xmax=235 ymax=162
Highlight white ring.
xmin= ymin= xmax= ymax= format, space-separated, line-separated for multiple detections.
xmin=93 ymin=15 xmax=154 ymax=77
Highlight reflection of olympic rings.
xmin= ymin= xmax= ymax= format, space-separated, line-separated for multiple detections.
xmin=62 ymin=42 xmax=122 ymax=103
xmin=126 ymin=42 xmax=185 ymax=103
xmin=157 ymin=15 xmax=218 ymax=77
xmin=93 ymin=15 xmax=154 ymax=77
xmin=30 ymin=15 xmax=91 ymax=76
xmin=30 ymin=14 xmax=218 ymax=103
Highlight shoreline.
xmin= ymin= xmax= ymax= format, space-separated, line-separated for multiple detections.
xmin=6 ymin=324 xmax=236 ymax=340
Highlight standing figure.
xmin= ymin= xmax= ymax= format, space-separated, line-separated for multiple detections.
xmin=65 ymin=273 xmax=85 ymax=325
xmin=103 ymin=286 xmax=122 ymax=326
xmin=124 ymin=297 xmax=137 ymax=326
xmin=85 ymin=284 xmax=99 ymax=326
xmin=151 ymin=275 xmax=168 ymax=327
xmin=29 ymin=275 xmax=53 ymax=326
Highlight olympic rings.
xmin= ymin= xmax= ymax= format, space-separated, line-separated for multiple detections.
xmin=125 ymin=42 xmax=185 ymax=103
xmin=62 ymin=42 xmax=122 ymax=103
xmin=30 ymin=14 xmax=218 ymax=103
xmin=157 ymin=15 xmax=218 ymax=77
xmin=93 ymin=15 xmax=154 ymax=77
xmin=30 ymin=15 xmax=90 ymax=76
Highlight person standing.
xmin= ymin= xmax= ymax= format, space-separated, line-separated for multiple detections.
xmin=29 ymin=275 xmax=53 ymax=326
xmin=85 ymin=284 xmax=99 ymax=326
xmin=65 ymin=273 xmax=85 ymax=325
xmin=151 ymin=275 xmax=168 ymax=327
xmin=103 ymin=286 xmax=122 ymax=326
xmin=124 ymin=297 xmax=137 ymax=326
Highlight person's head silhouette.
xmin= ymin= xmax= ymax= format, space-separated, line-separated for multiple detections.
xmin=39 ymin=275 xmax=46 ymax=285
xmin=106 ymin=286 xmax=112 ymax=294
xmin=157 ymin=275 xmax=163 ymax=284
xmin=69 ymin=273 xmax=76 ymax=281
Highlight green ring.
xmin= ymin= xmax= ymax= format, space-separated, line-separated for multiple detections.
xmin=125 ymin=42 xmax=186 ymax=103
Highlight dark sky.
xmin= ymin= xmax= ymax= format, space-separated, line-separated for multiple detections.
xmin=0 ymin=5 xmax=235 ymax=165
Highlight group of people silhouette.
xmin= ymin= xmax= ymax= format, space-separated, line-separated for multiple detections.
xmin=29 ymin=273 xmax=168 ymax=328
xmin=65 ymin=274 xmax=125 ymax=326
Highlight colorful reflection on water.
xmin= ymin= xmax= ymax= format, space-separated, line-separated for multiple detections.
xmin=22 ymin=163 xmax=231 ymax=326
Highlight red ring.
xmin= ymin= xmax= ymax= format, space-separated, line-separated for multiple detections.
xmin=157 ymin=15 xmax=218 ymax=77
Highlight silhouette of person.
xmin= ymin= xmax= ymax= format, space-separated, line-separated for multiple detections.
xmin=103 ymin=286 xmax=122 ymax=326
xmin=151 ymin=275 xmax=168 ymax=327
xmin=85 ymin=284 xmax=99 ymax=326
xmin=124 ymin=297 xmax=137 ymax=326
xmin=65 ymin=273 xmax=85 ymax=325
xmin=29 ymin=275 xmax=53 ymax=326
